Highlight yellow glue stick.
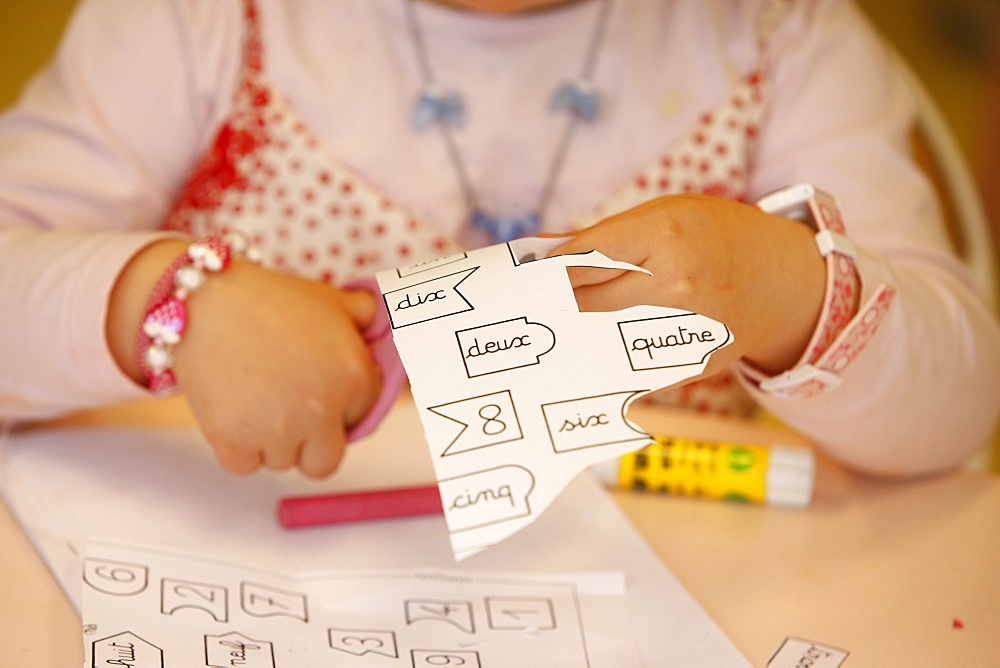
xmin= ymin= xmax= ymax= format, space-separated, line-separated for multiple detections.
xmin=593 ymin=436 xmax=815 ymax=507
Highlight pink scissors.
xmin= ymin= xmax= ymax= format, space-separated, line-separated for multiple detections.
xmin=343 ymin=276 xmax=406 ymax=442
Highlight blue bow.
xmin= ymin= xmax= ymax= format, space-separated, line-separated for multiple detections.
xmin=471 ymin=209 xmax=541 ymax=244
xmin=412 ymin=88 xmax=465 ymax=131
xmin=549 ymin=80 xmax=602 ymax=122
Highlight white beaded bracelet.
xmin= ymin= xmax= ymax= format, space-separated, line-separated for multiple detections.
xmin=136 ymin=233 xmax=257 ymax=395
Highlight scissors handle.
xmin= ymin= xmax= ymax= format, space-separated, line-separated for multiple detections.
xmin=342 ymin=277 xmax=405 ymax=442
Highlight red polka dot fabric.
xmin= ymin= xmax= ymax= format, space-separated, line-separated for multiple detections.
xmin=161 ymin=0 xmax=795 ymax=418
xmin=161 ymin=0 xmax=458 ymax=286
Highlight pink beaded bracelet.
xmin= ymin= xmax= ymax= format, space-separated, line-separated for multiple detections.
xmin=136 ymin=234 xmax=256 ymax=396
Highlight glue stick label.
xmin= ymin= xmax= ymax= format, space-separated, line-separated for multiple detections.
xmin=617 ymin=437 xmax=770 ymax=503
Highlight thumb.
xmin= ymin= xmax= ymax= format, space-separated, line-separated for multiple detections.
xmin=339 ymin=287 xmax=378 ymax=330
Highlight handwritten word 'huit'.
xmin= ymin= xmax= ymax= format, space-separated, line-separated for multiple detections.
xmin=106 ymin=642 xmax=135 ymax=666
xmin=631 ymin=326 xmax=715 ymax=359
xmin=92 ymin=632 xmax=163 ymax=667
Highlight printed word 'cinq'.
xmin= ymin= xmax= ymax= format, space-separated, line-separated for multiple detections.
xmin=449 ymin=484 xmax=514 ymax=511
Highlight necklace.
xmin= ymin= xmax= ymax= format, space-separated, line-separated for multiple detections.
xmin=403 ymin=0 xmax=613 ymax=244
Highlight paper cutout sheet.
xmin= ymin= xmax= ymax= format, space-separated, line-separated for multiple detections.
xmin=81 ymin=540 xmax=639 ymax=667
xmin=376 ymin=237 xmax=732 ymax=559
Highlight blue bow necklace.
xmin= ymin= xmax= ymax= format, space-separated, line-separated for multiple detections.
xmin=403 ymin=0 xmax=613 ymax=244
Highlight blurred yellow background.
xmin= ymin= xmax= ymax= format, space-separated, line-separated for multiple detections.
xmin=1 ymin=1 xmax=996 ymax=170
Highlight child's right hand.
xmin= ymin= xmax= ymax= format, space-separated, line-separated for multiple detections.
xmin=107 ymin=240 xmax=382 ymax=479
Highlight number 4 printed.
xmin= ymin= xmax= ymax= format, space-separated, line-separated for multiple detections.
xmin=405 ymin=599 xmax=475 ymax=633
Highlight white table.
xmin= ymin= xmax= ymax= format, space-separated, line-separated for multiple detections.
xmin=2 ymin=397 xmax=998 ymax=665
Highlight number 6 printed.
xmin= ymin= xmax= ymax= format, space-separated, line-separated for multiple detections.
xmin=83 ymin=558 xmax=148 ymax=596
xmin=412 ymin=649 xmax=481 ymax=667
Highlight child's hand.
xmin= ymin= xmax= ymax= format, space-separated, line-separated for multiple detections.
xmin=172 ymin=262 xmax=382 ymax=478
xmin=107 ymin=240 xmax=382 ymax=478
xmin=550 ymin=194 xmax=828 ymax=377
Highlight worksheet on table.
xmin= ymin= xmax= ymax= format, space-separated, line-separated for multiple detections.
xmin=0 ymin=406 xmax=749 ymax=666
xmin=83 ymin=541 xmax=636 ymax=667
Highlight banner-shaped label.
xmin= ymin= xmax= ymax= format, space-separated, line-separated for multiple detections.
xmin=384 ymin=268 xmax=477 ymax=329
xmin=542 ymin=391 xmax=648 ymax=453
xmin=428 ymin=390 xmax=524 ymax=457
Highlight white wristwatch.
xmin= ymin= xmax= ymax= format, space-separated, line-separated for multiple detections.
xmin=742 ymin=184 xmax=896 ymax=399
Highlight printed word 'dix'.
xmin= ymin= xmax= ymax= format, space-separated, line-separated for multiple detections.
xmin=386 ymin=268 xmax=477 ymax=328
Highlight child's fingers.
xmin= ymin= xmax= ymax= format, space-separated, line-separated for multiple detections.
xmin=570 ymin=272 xmax=649 ymax=312
xmin=297 ymin=426 xmax=347 ymax=479
xmin=339 ymin=288 xmax=377 ymax=329
xmin=565 ymin=264 xmax=632 ymax=289
xmin=546 ymin=226 xmax=650 ymax=289
xmin=212 ymin=440 xmax=263 ymax=476
xmin=262 ymin=441 xmax=300 ymax=471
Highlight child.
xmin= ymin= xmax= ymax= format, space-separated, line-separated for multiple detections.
xmin=1 ymin=0 xmax=998 ymax=478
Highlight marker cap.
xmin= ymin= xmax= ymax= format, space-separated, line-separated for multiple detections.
xmin=765 ymin=445 xmax=815 ymax=508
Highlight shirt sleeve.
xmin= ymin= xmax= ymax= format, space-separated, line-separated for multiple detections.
xmin=742 ymin=0 xmax=1000 ymax=476
xmin=0 ymin=0 xmax=242 ymax=420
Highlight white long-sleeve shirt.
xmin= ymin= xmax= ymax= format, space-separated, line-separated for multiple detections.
xmin=1 ymin=0 xmax=998 ymax=476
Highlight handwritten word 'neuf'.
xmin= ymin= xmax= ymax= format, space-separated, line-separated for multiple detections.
xmin=219 ymin=639 xmax=261 ymax=661
xmin=206 ymin=632 xmax=274 ymax=667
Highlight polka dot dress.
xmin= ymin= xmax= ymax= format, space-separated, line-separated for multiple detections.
xmin=162 ymin=0 xmax=458 ymax=286
xmin=161 ymin=0 xmax=793 ymax=418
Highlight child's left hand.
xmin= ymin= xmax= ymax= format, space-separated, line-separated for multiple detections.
xmin=549 ymin=194 xmax=829 ymax=377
